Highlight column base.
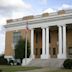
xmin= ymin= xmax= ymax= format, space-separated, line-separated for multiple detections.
xmin=46 ymin=54 xmax=50 ymax=59
xmin=30 ymin=54 xmax=35 ymax=59
xmin=41 ymin=54 xmax=50 ymax=59
xmin=57 ymin=54 xmax=67 ymax=59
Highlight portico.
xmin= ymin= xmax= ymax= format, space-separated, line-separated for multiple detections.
xmin=4 ymin=9 xmax=72 ymax=62
xmin=30 ymin=24 xmax=67 ymax=59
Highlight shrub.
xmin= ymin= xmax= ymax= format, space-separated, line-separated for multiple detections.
xmin=17 ymin=62 xmax=21 ymax=65
xmin=0 ymin=58 xmax=8 ymax=65
xmin=0 ymin=55 xmax=8 ymax=65
xmin=63 ymin=59 xmax=72 ymax=69
xmin=9 ymin=60 xmax=14 ymax=66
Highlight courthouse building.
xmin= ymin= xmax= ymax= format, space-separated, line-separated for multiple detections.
xmin=4 ymin=9 xmax=72 ymax=66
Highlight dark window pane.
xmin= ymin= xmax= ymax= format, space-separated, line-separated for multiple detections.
xmin=13 ymin=32 xmax=21 ymax=45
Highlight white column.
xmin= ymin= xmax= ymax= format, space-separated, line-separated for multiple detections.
xmin=62 ymin=25 xmax=67 ymax=59
xmin=41 ymin=28 xmax=47 ymax=59
xmin=57 ymin=25 xmax=63 ymax=59
xmin=46 ymin=27 xmax=50 ymax=58
xmin=31 ymin=29 xmax=34 ymax=58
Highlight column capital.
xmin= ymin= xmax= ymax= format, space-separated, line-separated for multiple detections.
xmin=41 ymin=27 xmax=46 ymax=29
xmin=46 ymin=26 xmax=49 ymax=29
xmin=62 ymin=24 xmax=66 ymax=27
xmin=57 ymin=24 xmax=66 ymax=27
xmin=29 ymin=28 xmax=34 ymax=30
xmin=57 ymin=25 xmax=62 ymax=27
xmin=41 ymin=26 xmax=49 ymax=29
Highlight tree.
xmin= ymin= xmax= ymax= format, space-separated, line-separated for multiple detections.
xmin=15 ymin=38 xmax=30 ymax=63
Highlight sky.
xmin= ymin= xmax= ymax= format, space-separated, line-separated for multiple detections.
xmin=0 ymin=0 xmax=72 ymax=54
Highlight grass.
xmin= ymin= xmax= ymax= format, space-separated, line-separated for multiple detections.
xmin=0 ymin=65 xmax=72 ymax=72
xmin=0 ymin=65 xmax=41 ymax=72
xmin=47 ymin=69 xmax=72 ymax=72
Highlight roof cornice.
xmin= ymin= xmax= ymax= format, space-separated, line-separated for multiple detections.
xmin=4 ymin=12 xmax=72 ymax=28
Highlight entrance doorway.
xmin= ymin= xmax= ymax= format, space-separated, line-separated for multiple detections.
xmin=35 ymin=48 xmax=42 ymax=58
xmin=34 ymin=28 xmax=42 ymax=58
xmin=50 ymin=48 xmax=57 ymax=58
xmin=49 ymin=26 xmax=58 ymax=58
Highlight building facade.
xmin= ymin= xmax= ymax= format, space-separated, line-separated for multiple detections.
xmin=4 ymin=9 xmax=72 ymax=62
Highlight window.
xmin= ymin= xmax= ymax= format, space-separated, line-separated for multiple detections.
xmin=13 ymin=32 xmax=21 ymax=45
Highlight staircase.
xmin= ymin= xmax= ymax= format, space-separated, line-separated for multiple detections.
xmin=26 ymin=59 xmax=65 ymax=68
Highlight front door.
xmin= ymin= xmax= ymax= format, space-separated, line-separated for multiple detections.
xmin=51 ymin=48 xmax=57 ymax=58
xmin=35 ymin=48 xmax=42 ymax=58
xmin=34 ymin=28 xmax=42 ymax=58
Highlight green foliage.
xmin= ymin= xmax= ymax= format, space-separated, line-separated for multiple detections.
xmin=0 ymin=55 xmax=8 ymax=65
xmin=0 ymin=66 xmax=40 ymax=72
xmin=15 ymin=38 xmax=30 ymax=61
xmin=8 ymin=60 xmax=14 ymax=65
xmin=63 ymin=59 xmax=72 ymax=69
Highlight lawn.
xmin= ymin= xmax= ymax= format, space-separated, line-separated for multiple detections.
xmin=46 ymin=69 xmax=72 ymax=72
xmin=0 ymin=65 xmax=41 ymax=72
xmin=0 ymin=65 xmax=72 ymax=72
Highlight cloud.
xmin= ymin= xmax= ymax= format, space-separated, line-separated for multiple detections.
xmin=42 ymin=4 xmax=72 ymax=14
xmin=0 ymin=0 xmax=36 ymax=25
xmin=0 ymin=16 xmax=6 ymax=25
xmin=0 ymin=2 xmax=72 ymax=54
xmin=58 ymin=4 xmax=72 ymax=10
xmin=0 ymin=0 xmax=32 ymax=9
xmin=0 ymin=0 xmax=32 ymax=17
xmin=0 ymin=25 xmax=5 ymax=54
xmin=43 ymin=8 xmax=56 ymax=13
xmin=0 ymin=34 xmax=5 ymax=54
xmin=0 ymin=0 xmax=35 ymax=54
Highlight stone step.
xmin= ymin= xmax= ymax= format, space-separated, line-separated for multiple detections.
xmin=26 ymin=59 xmax=65 ymax=68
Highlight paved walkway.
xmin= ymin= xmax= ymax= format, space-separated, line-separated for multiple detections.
xmin=17 ymin=67 xmax=57 ymax=72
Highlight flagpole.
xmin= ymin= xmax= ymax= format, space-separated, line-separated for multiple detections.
xmin=25 ymin=21 xmax=28 ymax=65
xmin=25 ymin=31 xmax=27 ymax=65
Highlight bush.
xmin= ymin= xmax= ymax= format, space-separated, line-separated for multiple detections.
xmin=0 ymin=55 xmax=8 ymax=65
xmin=0 ymin=58 xmax=8 ymax=65
xmin=63 ymin=59 xmax=72 ymax=69
xmin=8 ymin=59 xmax=21 ymax=66
xmin=17 ymin=62 xmax=21 ymax=65
xmin=9 ymin=60 xmax=14 ymax=66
